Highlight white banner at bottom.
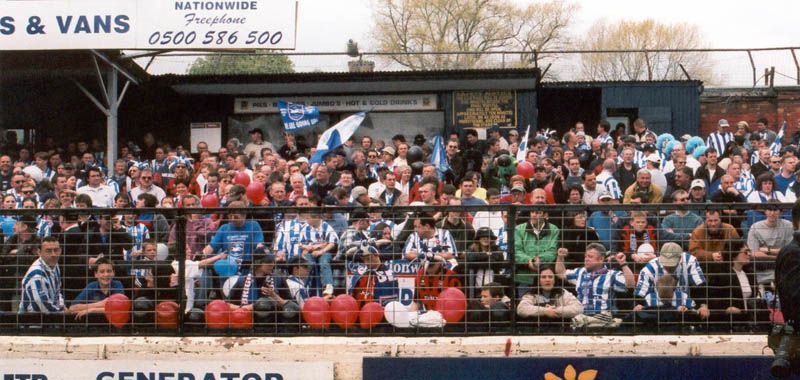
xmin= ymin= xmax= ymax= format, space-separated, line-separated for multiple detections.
xmin=0 ymin=359 xmax=333 ymax=380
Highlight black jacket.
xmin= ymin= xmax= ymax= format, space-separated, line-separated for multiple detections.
xmin=438 ymin=218 xmax=475 ymax=255
xmin=61 ymin=220 xmax=133 ymax=301
xmin=776 ymin=233 xmax=800 ymax=326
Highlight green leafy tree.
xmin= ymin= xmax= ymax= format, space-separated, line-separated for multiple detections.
xmin=187 ymin=51 xmax=295 ymax=74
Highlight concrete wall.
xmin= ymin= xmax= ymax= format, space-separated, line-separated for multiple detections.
xmin=0 ymin=335 xmax=770 ymax=380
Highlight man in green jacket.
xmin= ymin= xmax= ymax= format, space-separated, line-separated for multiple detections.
xmin=514 ymin=203 xmax=560 ymax=290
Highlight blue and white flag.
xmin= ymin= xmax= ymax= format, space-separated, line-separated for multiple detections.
xmin=516 ymin=124 xmax=531 ymax=162
xmin=430 ymin=135 xmax=450 ymax=181
xmin=770 ymin=120 xmax=787 ymax=156
xmin=278 ymin=101 xmax=320 ymax=133
xmin=310 ymin=111 xmax=368 ymax=164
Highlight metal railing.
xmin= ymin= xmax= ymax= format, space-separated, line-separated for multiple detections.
xmin=0 ymin=202 xmax=788 ymax=336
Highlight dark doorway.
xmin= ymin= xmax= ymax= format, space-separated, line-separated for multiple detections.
xmin=537 ymin=87 xmax=602 ymax=137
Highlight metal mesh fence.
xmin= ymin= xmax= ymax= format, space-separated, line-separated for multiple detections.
xmin=0 ymin=202 xmax=787 ymax=336
xmin=137 ymin=48 xmax=800 ymax=87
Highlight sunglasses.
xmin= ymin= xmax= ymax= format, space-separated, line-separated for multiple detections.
xmin=141 ymin=176 xmax=153 ymax=180
xmin=21 ymin=190 xmax=34 ymax=194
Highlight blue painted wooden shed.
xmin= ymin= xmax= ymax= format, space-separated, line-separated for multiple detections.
xmin=539 ymin=80 xmax=702 ymax=137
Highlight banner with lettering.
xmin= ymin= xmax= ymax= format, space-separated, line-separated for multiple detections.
xmin=0 ymin=0 xmax=297 ymax=50
xmin=278 ymin=101 xmax=320 ymax=133
xmin=364 ymin=356 xmax=785 ymax=380
xmin=346 ymin=259 xmax=420 ymax=307
xmin=2 ymin=359 xmax=332 ymax=380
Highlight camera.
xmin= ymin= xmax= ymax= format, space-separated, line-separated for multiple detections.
xmin=769 ymin=323 xmax=800 ymax=378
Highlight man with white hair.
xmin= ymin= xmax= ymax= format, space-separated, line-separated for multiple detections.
xmin=596 ymin=159 xmax=622 ymax=201
xmin=622 ymin=169 xmax=663 ymax=204
xmin=645 ymin=153 xmax=667 ymax=191
xmin=725 ymin=161 xmax=754 ymax=195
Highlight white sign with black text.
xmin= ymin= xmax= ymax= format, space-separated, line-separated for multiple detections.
xmin=1 ymin=359 xmax=333 ymax=380
xmin=235 ymin=95 xmax=438 ymax=114
xmin=0 ymin=0 xmax=297 ymax=50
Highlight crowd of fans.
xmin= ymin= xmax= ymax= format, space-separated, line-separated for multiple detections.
xmin=0 ymin=117 xmax=797 ymax=332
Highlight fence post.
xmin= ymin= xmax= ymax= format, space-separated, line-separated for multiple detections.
xmin=507 ymin=204 xmax=517 ymax=333
xmin=175 ymin=209 xmax=187 ymax=335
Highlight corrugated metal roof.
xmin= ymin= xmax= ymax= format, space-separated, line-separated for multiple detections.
xmin=542 ymin=80 xmax=702 ymax=87
xmin=153 ymin=67 xmax=541 ymax=85
xmin=156 ymin=68 xmax=543 ymax=95
xmin=0 ymin=50 xmax=147 ymax=80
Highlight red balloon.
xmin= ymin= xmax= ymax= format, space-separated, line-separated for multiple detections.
xmin=205 ymin=300 xmax=231 ymax=329
xmin=543 ymin=183 xmax=555 ymax=204
xmin=233 ymin=171 xmax=251 ymax=186
xmin=435 ymin=287 xmax=466 ymax=323
xmin=246 ymin=182 xmax=266 ymax=204
xmin=156 ymin=301 xmax=179 ymax=329
xmin=516 ymin=161 xmax=534 ymax=179
xmin=359 ymin=302 xmax=384 ymax=329
xmin=330 ymin=294 xmax=359 ymax=329
xmin=104 ymin=293 xmax=131 ymax=328
xmin=302 ymin=296 xmax=330 ymax=329
xmin=201 ymin=193 xmax=219 ymax=208
xmin=230 ymin=307 xmax=253 ymax=329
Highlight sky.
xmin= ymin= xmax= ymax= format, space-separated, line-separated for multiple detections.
xmin=140 ymin=0 xmax=800 ymax=86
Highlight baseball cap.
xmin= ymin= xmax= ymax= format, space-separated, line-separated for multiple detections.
xmin=295 ymin=157 xmax=309 ymax=164
xmin=598 ymin=190 xmax=613 ymax=200
xmin=508 ymin=129 xmax=519 ymax=136
xmin=659 ymin=242 xmax=682 ymax=267
xmin=576 ymin=131 xmax=586 ymax=137
xmin=637 ymin=243 xmax=655 ymax=256
xmin=488 ymin=124 xmax=500 ymax=133
xmin=641 ymin=143 xmax=656 ymax=152
xmin=511 ymin=185 xmax=526 ymax=193
xmin=382 ymin=147 xmax=396 ymax=156
xmin=645 ymin=153 xmax=661 ymax=163
xmin=475 ymin=227 xmax=496 ymax=240
xmin=352 ymin=186 xmax=368 ymax=198
xmin=690 ymin=179 xmax=706 ymax=189
xmin=718 ymin=119 xmax=730 ymax=127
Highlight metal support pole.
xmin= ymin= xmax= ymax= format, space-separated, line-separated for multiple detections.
xmin=175 ymin=211 xmax=187 ymax=335
xmin=747 ymin=50 xmax=756 ymax=86
xmin=792 ymin=49 xmax=800 ymax=85
xmin=106 ymin=68 xmax=118 ymax=168
xmin=507 ymin=204 xmax=517 ymax=333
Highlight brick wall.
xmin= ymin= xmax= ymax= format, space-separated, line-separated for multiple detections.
xmin=700 ymin=87 xmax=800 ymax=140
